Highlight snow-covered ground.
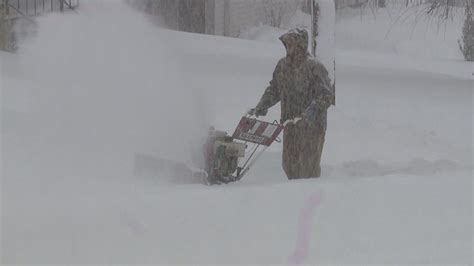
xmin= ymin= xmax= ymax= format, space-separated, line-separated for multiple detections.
xmin=1 ymin=1 xmax=472 ymax=264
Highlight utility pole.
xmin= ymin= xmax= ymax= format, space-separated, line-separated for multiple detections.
xmin=310 ymin=0 xmax=319 ymax=57
xmin=311 ymin=0 xmax=336 ymax=105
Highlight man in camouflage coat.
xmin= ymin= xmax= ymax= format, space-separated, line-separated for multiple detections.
xmin=249 ymin=28 xmax=333 ymax=179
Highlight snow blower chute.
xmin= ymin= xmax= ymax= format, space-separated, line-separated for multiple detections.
xmin=203 ymin=115 xmax=284 ymax=185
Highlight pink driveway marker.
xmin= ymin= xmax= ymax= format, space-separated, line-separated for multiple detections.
xmin=288 ymin=192 xmax=323 ymax=265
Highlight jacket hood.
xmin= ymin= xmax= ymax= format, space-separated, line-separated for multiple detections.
xmin=279 ymin=28 xmax=309 ymax=57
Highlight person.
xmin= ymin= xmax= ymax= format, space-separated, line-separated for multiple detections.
xmin=249 ymin=28 xmax=333 ymax=179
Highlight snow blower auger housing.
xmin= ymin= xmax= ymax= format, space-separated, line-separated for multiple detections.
xmin=204 ymin=116 xmax=284 ymax=185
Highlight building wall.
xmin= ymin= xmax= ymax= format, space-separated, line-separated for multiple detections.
xmin=210 ymin=0 xmax=300 ymax=37
xmin=150 ymin=0 xmax=179 ymax=29
xmin=129 ymin=0 xmax=301 ymax=37
xmin=226 ymin=0 xmax=266 ymax=37
xmin=0 ymin=3 xmax=9 ymax=51
xmin=213 ymin=0 xmax=226 ymax=36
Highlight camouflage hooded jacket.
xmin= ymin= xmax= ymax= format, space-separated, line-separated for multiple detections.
xmin=256 ymin=29 xmax=334 ymax=127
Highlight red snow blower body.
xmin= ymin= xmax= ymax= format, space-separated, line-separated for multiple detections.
xmin=204 ymin=116 xmax=284 ymax=185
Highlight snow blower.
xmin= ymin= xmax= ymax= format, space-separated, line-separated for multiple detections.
xmin=203 ymin=115 xmax=284 ymax=185
xmin=133 ymin=114 xmax=288 ymax=185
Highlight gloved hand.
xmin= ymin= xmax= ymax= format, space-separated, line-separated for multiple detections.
xmin=302 ymin=100 xmax=320 ymax=126
xmin=248 ymin=107 xmax=268 ymax=117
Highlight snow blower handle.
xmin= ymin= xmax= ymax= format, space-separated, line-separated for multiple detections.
xmin=245 ymin=109 xmax=256 ymax=118
xmin=282 ymin=117 xmax=303 ymax=127
xmin=247 ymin=106 xmax=269 ymax=118
xmin=247 ymin=108 xmax=302 ymax=127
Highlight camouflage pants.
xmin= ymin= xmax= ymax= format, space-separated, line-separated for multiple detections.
xmin=282 ymin=121 xmax=326 ymax=179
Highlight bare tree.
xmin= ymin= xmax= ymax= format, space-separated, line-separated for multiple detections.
xmin=426 ymin=0 xmax=461 ymax=20
xmin=335 ymin=0 xmax=472 ymax=61
xmin=458 ymin=1 xmax=473 ymax=60
xmin=425 ymin=0 xmax=473 ymax=61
